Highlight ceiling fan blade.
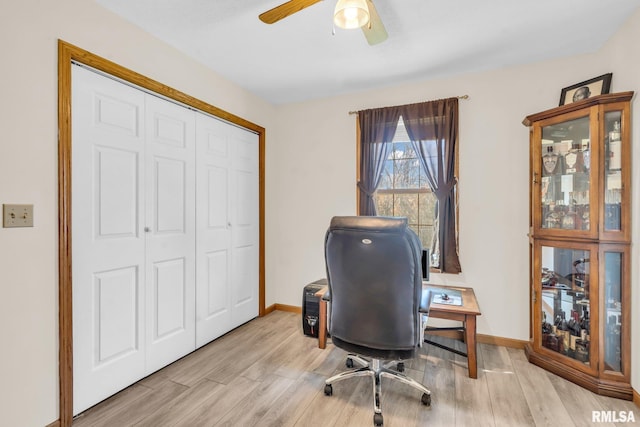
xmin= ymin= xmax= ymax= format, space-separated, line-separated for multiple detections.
xmin=362 ymin=0 xmax=388 ymax=45
xmin=259 ymin=0 xmax=324 ymax=24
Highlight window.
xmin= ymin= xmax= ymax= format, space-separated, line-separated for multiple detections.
xmin=357 ymin=98 xmax=461 ymax=273
xmin=375 ymin=118 xmax=437 ymax=250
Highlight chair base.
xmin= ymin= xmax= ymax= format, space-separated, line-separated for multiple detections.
xmin=324 ymin=355 xmax=431 ymax=426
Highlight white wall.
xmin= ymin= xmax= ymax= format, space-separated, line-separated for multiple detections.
xmin=0 ymin=1 xmax=275 ymax=426
xmin=1 ymin=1 xmax=639 ymax=425
xmin=267 ymin=8 xmax=640 ymax=393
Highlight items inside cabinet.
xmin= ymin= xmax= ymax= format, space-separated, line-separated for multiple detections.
xmin=540 ymin=116 xmax=591 ymax=231
xmin=540 ymin=246 xmax=590 ymax=364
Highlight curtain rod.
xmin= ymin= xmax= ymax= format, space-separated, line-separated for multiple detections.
xmin=348 ymin=95 xmax=469 ymax=115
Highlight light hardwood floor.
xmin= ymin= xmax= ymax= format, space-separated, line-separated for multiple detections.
xmin=72 ymin=311 xmax=639 ymax=427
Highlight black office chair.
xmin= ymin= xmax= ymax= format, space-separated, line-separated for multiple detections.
xmin=323 ymin=216 xmax=431 ymax=426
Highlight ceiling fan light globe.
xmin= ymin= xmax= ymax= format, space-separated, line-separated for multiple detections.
xmin=334 ymin=0 xmax=370 ymax=29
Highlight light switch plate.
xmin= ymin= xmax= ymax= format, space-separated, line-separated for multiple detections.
xmin=3 ymin=204 xmax=34 ymax=227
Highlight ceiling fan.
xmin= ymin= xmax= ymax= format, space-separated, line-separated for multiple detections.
xmin=259 ymin=0 xmax=388 ymax=45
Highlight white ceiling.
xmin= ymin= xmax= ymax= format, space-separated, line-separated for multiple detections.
xmin=95 ymin=0 xmax=640 ymax=105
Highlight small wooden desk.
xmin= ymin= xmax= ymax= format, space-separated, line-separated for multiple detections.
xmin=316 ymin=283 xmax=482 ymax=379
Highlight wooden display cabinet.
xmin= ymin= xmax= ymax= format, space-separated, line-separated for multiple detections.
xmin=523 ymin=92 xmax=633 ymax=400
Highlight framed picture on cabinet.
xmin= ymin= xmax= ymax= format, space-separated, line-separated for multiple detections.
xmin=559 ymin=73 xmax=612 ymax=106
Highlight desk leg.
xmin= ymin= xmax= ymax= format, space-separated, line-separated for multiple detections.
xmin=318 ymin=298 xmax=327 ymax=349
xmin=465 ymin=314 xmax=477 ymax=379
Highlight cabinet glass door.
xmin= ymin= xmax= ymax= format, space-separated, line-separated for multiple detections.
xmin=603 ymin=111 xmax=623 ymax=232
xmin=603 ymin=250 xmax=623 ymax=373
xmin=540 ymin=245 xmax=591 ymax=365
xmin=540 ymin=116 xmax=591 ymax=232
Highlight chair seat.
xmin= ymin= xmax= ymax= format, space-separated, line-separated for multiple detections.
xmin=331 ymin=336 xmax=415 ymax=361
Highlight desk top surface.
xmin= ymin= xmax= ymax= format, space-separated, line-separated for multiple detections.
xmin=315 ymin=281 xmax=481 ymax=316
xmin=422 ymin=283 xmax=481 ymax=316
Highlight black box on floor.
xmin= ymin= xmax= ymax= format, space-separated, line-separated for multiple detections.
xmin=302 ymin=279 xmax=327 ymax=337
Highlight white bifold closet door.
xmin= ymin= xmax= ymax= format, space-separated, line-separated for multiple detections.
xmin=72 ymin=64 xmax=197 ymax=414
xmin=195 ymin=113 xmax=259 ymax=347
xmin=143 ymin=94 xmax=196 ymax=374
xmin=72 ymin=64 xmax=259 ymax=415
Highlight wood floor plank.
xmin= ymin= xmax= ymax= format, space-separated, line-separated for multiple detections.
xmin=331 ymin=370 xmax=377 ymax=427
xmin=453 ymin=340 xmax=495 ymax=427
xmin=311 ymin=345 xmax=347 ymax=377
xmin=76 ymin=381 xmax=188 ymax=427
xmin=272 ymin=336 xmax=330 ymax=380
xmin=164 ymin=312 xmax=296 ymax=387
xmin=132 ymin=378 xmax=222 ymax=427
xmin=215 ymin=373 xmax=295 ymax=426
xmin=594 ymin=392 xmax=640 ymax=412
xmin=72 ymin=383 xmax=154 ymax=427
xmin=239 ymin=332 xmax=300 ymax=381
xmin=257 ymin=371 xmax=326 ymax=426
xmin=380 ymin=366 xmax=431 ymax=427
xmin=293 ymin=391 xmax=350 ymax=427
xmin=481 ymin=344 xmax=536 ymax=426
xmin=546 ymin=369 xmax=616 ymax=427
xmin=171 ymin=375 xmax=260 ymax=427
xmin=418 ymin=337 xmax=456 ymax=426
xmin=71 ymin=311 xmax=639 ymax=427
xmin=506 ymin=347 xmax=576 ymax=427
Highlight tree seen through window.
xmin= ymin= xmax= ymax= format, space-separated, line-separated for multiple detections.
xmin=374 ymin=118 xmax=437 ymax=250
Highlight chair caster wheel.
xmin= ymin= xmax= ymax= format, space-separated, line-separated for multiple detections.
xmin=324 ymin=384 xmax=333 ymax=396
xmin=373 ymin=413 xmax=383 ymax=426
xmin=421 ymin=393 xmax=431 ymax=406
xmin=346 ymin=358 xmax=354 ymax=368
xmin=396 ymin=362 xmax=405 ymax=372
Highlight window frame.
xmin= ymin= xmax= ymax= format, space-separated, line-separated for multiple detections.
xmin=355 ymin=118 xmax=460 ymax=274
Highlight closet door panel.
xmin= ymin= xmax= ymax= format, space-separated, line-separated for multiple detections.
xmin=94 ymin=267 xmax=139 ymax=361
xmin=229 ymin=128 xmax=259 ymax=327
xmin=204 ymin=249 xmax=230 ymax=314
xmin=95 ymin=147 xmax=139 ymax=237
xmin=72 ymin=65 xmax=146 ymax=415
xmin=195 ymin=114 xmax=233 ymax=346
xmin=154 ymin=157 xmax=186 ymax=232
xmin=207 ymin=165 xmax=229 ymax=227
xmin=152 ymin=257 xmax=187 ymax=337
xmin=144 ymin=96 xmax=196 ymax=373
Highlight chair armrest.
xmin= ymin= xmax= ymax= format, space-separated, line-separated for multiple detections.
xmin=420 ymin=288 xmax=433 ymax=313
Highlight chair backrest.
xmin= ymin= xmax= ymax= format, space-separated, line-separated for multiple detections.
xmin=324 ymin=216 xmax=423 ymax=356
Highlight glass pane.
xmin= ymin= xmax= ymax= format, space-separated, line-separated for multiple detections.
xmin=374 ymin=193 xmax=394 ymax=216
xmin=392 ymin=141 xmax=410 ymax=156
xmin=604 ymin=111 xmax=623 ymax=231
xmin=393 ymin=159 xmax=420 ymax=188
xmin=395 ymin=193 xmax=418 ymax=224
xmin=603 ymin=251 xmax=622 ymax=372
xmin=416 ymin=225 xmax=434 ymax=251
xmin=540 ymin=245 xmax=590 ymax=365
xmin=378 ymin=160 xmax=393 ymax=189
xmin=418 ymin=162 xmax=430 ymax=189
xmin=540 ymin=116 xmax=590 ymax=231
xmin=418 ymin=192 xmax=437 ymax=225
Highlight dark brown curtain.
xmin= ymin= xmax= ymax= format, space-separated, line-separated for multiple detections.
xmin=401 ymin=98 xmax=461 ymax=273
xmin=357 ymin=107 xmax=401 ymax=215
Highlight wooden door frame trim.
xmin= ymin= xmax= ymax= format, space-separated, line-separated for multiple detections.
xmin=57 ymin=40 xmax=266 ymax=426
